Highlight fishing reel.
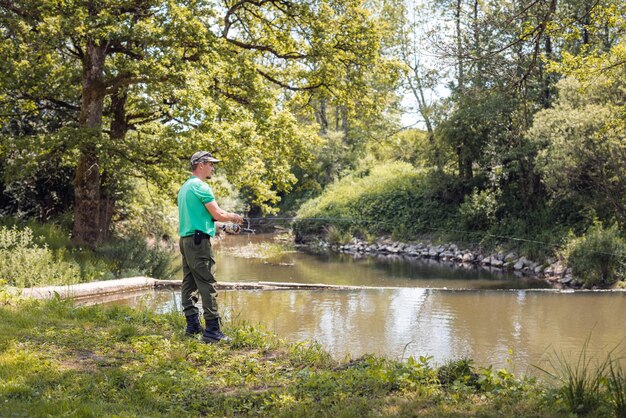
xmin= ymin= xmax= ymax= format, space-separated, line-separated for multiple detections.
xmin=217 ymin=220 xmax=255 ymax=234
xmin=218 ymin=222 xmax=241 ymax=234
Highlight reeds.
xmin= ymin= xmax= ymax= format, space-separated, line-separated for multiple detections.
xmin=607 ymin=358 xmax=626 ymax=418
xmin=535 ymin=335 xmax=625 ymax=416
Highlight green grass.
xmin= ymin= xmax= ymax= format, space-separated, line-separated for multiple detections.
xmin=2 ymin=295 xmax=620 ymax=417
xmin=534 ymin=336 xmax=626 ymax=417
xmin=607 ymin=358 xmax=626 ymax=417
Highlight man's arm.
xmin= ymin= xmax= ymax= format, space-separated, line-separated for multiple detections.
xmin=205 ymin=201 xmax=243 ymax=224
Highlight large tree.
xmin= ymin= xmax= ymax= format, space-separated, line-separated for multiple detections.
xmin=0 ymin=0 xmax=393 ymax=245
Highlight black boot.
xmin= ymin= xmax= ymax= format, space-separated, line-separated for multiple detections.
xmin=185 ymin=313 xmax=204 ymax=337
xmin=201 ymin=318 xmax=231 ymax=343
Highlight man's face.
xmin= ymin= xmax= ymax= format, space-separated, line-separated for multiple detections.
xmin=201 ymin=161 xmax=215 ymax=178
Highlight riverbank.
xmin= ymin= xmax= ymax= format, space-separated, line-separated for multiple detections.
xmin=2 ymin=296 xmax=622 ymax=417
xmin=307 ymin=237 xmax=583 ymax=289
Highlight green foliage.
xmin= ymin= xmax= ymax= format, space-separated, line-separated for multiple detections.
xmin=535 ymin=337 xmax=621 ymax=417
xmin=528 ymin=76 xmax=626 ymax=225
xmin=94 ymin=236 xmax=180 ymax=280
xmin=0 ymin=226 xmax=80 ymax=287
xmin=562 ymin=222 xmax=626 ymax=288
xmin=0 ymin=216 xmax=72 ymax=250
xmin=114 ymin=179 xmax=179 ymax=242
xmin=437 ymin=358 xmax=479 ymax=388
xmin=607 ymin=359 xmax=626 ymax=418
xmin=294 ymin=161 xmax=457 ymax=242
xmin=458 ymin=188 xmax=500 ymax=231
xmin=0 ymin=153 xmax=75 ymax=222
xmin=367 ymin=129 xmax=433 ymax=168
xmin=325 ymin=225 xmax=353 ymax=245
xmin=0 ymin=219 xmax=180 ymax=284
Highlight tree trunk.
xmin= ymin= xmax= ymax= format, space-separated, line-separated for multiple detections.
xmin=73 ymin=41 xmax=106 ymax=246
xmin=341 ymin=106 xmax=348 ymax=140
xmin=318 ymin=98 xmax=328 ymax=134
xmin=582 ymin=1 xmax=590 ymax=46
xmin=98 ymin=89 xmax=128 ymax=241
xmin=455 ymin=0 xmax=464 ymax=90
xmin=407 ymin=67 xmax=438 ymax=167
xmin=542 ymin=34 xmax=553 ymax=108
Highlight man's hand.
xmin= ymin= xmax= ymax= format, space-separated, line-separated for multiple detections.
xmin=231 ymin=213 xmax=244 ymax=224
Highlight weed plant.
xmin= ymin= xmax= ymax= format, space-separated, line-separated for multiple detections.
xmin=0 ymin=221 xmax=181 ymax=287
xmin=0 ymin=226 xmax=80 ymax=287
xmin=535 ymin=336 xmax=624 ymax=416
xmin=607 ymin=359 xmax=626 ymax=417
xmin=93 ymin=235 xmax=180 ymax=280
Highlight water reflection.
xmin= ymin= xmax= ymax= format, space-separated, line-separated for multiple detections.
xmin=209 ymin=234 xmax=550 ymax=290
xmin=99 ymin=288 xmax=626 ymax=374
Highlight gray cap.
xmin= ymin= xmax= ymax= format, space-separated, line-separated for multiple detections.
xmin=190 ymin=151 xmax=220 ymax=165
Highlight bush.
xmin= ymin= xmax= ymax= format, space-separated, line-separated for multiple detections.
xmin=94 ymin=235 xmax=181 ymax=280
xmin=437 ymin=358 xmax=479 ymax=388
xmin=0 ymin=226 xmax=80 ymax=287
xmin=562 ymin=222 xmax=626 ymax=288
xmin=325 ymin=225 xmax=352 ymax=245
xmin=294 ymin=162 xmax=457 ymax=242
xmin=0 ymin=216 xmax=72 ymax=250
xmin=458 ymin=188 xmax=500 ymax=231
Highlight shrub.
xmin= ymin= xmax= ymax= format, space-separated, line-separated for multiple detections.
xmin=562 ymin=222 xmax=626 ymax=288
xmin=458 ymin=188 xmax=500 ymax=231
xmin=94 ymin=235 xmax=181 ymax=280
xmin=437 ymin=358 xmax=479 ymax=388
xmin=325 ymin=225 xmax=352 ymax=245
xmin=535 ymin=337 xmax=618 ymax=416
xmin=0 ymin=216 xmax=72 ymax=250
xmin=0 ymin=226 xmax=80 ymax=287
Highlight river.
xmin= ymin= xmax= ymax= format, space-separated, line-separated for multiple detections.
xmin=100 ymin=233 xmax=626 ymax=374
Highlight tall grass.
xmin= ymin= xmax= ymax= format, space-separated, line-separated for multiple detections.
xmin=535 ymin=336 xmax=624 ymax=416
xmin=607 ymin=358 xmax=626 ymax=418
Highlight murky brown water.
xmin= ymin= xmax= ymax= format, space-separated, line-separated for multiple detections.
xmin=98 ymin=234 xmax=626 ymax=373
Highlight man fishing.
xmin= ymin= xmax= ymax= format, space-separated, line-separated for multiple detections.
xmin=178 ymin=151 xmax=243 ymax=343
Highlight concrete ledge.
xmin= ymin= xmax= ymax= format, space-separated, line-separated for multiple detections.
xmin=20 ymin=277 xmax=161 ymax=300
xmin=18 ymin=277 xmax=406 ymax=301
xmin=17 ymin=277 xmax=626 ymax=301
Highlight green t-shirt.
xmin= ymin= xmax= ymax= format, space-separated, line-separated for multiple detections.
xmin=178 ymin=176 xmax=216 ymax=237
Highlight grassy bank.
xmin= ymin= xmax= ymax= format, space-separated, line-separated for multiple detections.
xmin=294 ymin=161 xmax=626 ymax=288
xmin=1 ymin=296 xmax=623 ymax=417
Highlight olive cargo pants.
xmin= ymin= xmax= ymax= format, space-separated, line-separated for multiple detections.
xmin=179 ymin=235 xmax=220 ymax=321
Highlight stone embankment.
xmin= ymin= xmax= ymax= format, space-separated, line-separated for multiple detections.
xmin=314 ymin=238 xmax=578 ymax=288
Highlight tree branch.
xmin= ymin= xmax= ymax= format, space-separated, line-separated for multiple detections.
xmin=256 ymin=69 xmax=322 ymax=91
xmin=222 ymin=0 xmax=306 ymax=59
xmin=224 ymin=37 xmax=308 ymax=59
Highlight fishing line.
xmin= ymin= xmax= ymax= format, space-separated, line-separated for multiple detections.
xmin=241 ymin=216 xmax=626 ymax=260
